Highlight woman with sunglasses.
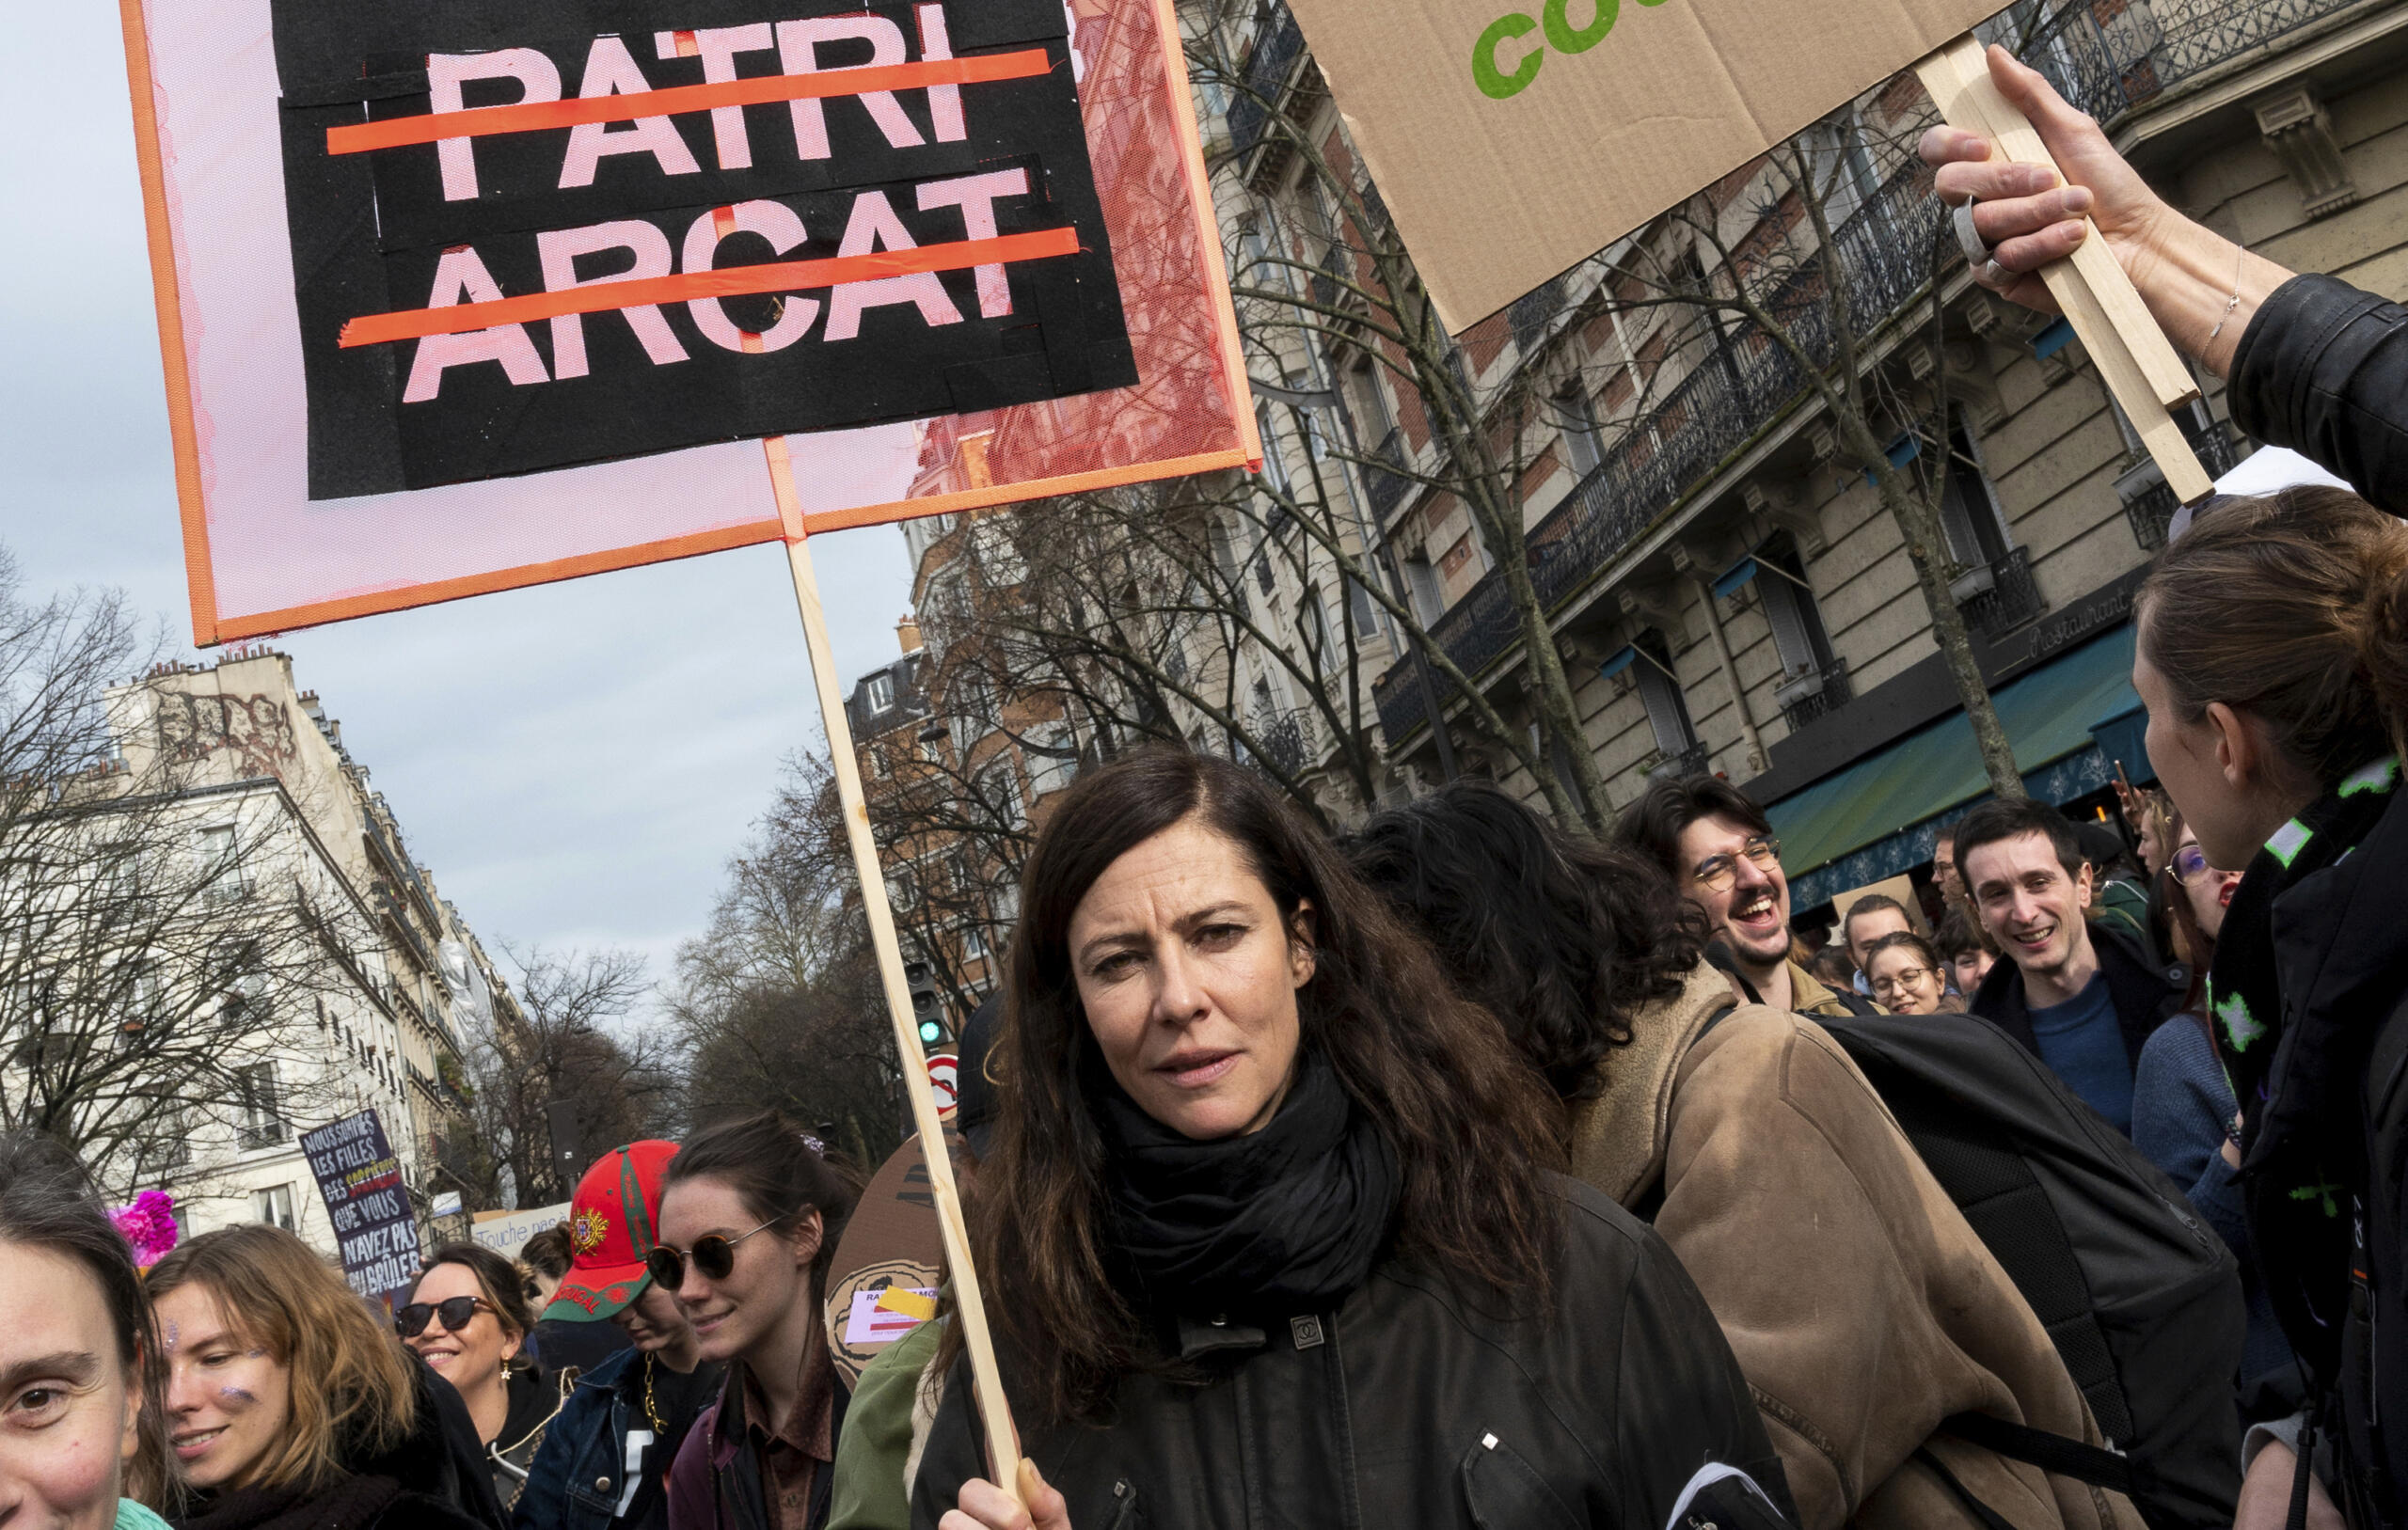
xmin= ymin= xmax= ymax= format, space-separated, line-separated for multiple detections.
xmin=1860 ymin=930 xmax=1966 ymax=1016
xmin=145 ymin=1223 xmax=497 ymax=1530
xmin=2128 ymin=814 xmax=2295 ymax=1430
xmin=657 ymin=1111 xmax=860 ymax=1530
xmin=400 ymin=1243 xmax=563 ymax=1512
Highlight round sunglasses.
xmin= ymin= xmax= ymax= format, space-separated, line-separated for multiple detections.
xmin=395 ymin=1295 xmax=492 ymax=1338
xmin=645 ymin=1213 xmax=784 ymax=1291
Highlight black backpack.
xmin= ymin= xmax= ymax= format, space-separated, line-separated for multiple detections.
xmin=1810 ymin=1008 xmax=2247 ymax=1530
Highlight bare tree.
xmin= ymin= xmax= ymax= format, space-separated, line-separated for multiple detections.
xmin=666 ymin=752 xmax=909 ymax=1164
xmin=0 ymin=550 xmax=378 ymax=1192
xmin=450 ymin=944 xmax=669 ymax=1208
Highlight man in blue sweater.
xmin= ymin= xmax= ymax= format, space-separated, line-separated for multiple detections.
xmin=1957 ymin=797 xmax=2184 ymax=1133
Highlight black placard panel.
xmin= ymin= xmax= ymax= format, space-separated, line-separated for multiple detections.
xmin=272 ymin=0 xmax=1134 ymax=498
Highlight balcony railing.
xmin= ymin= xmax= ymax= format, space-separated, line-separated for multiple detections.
xmin=1255 ymin=710 xmax=1318 ymax=776
xmin=1372 ymin=159 xmax=1943 ymax=745
xmin=2018 ymin=0 xmax=2374 ymax=126
xmin=1363 ymin=429 xmax=1411 ymax=518
xmin=1227 ymin=4 xmax=1306 ymax=171
xmin=1777 ymin=658 xmax=1854 ymax=732
xmin=1641 ymin=742 xmax=1713 ymax=781
xmin=2118 ymin=421 xmax=2241 ymax=548
xmin=1959 ymin=548 xmax=2045 ymax=639
xmin=1368 ymin=0 xmax=2365 ymax=751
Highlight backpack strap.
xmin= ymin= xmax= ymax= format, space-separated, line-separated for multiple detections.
xmin=1911 ymin=1447 xmax=2020 ymax=1530
xmin=1941 ymin=1412 xmax=2154 ymax=1499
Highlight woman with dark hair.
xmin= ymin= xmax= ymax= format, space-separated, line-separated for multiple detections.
xmin=0 ymin=1130 xmax=173 ymax=1529
xmin=913 ymin=750 xmax=1790 ymax=1530
xmin=657 ymin=1111 xmax=861 ymax=1530
xmin=147 ymin=1224 xmax=496 ymax=1530
xmin=2128 ymin=486 xmax=2408 ymax=1524
xmin=1351 ymin=782 xmax=2145 ymax=1530
xmin=400 ymin=1242 xmax=562 ymax=1509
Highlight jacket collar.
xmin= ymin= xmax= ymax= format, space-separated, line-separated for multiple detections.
xmin=1970 ymin=918 xmax=2183 ymax=1065
xmin=1786 ymin=958 xmax=1843 ymax=1014
xmin=1567 ymin=962 xmax=1739 ymax=1206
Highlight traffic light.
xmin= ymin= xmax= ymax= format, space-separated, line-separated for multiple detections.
xmin=905 ymin=961 xmax=948 ymax=1049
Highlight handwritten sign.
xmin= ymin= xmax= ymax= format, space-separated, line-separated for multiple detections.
xmin=300 ymin=1110 xmax=421 ymax=1309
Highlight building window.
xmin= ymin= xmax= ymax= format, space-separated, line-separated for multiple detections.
xmin=252 ymin=1184 xmax=296 ymax=1232
xmin=963 ymin=923 xmax=990 ymax=962
xmin=982 ymin=760 xmax=1026 ymax=828
xmin=1633 ymin=632 xmax=1699 ymax=758
xmin=196 ymin=825 xmax=246 ymax=903
xmin=1752 ymin=539 xmax=1836 ymax=680
xmin=1403 ymin=555 xmax=1445 ymax=624
xmin=236 ymin=1064 xmax=285 ymax=1150
xmin=1925 ymin=419 xmax=2011 ymax=570
xmin=865 ymin=671 xmax=895 ymax=713
xmin=1554 ymin=385 xmax=1604 ymax=478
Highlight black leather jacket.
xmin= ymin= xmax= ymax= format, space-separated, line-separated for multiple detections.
xmin=910 ymin=1178 xmax=1795 ymax=1530
xmin=2229 ymin=274 xmax=2408 ymax=513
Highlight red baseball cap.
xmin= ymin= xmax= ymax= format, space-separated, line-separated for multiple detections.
xmin=543 ymin=1140 xmax=678 ymax=1323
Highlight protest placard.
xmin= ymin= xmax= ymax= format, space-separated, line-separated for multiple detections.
xmin=120 ymin=0 xmax=1255 ymax=642
xmin=299 ymin=1109 xmax=421 ymax=1311
xmin=1271 ymin=0 xmax=2003 ymax=333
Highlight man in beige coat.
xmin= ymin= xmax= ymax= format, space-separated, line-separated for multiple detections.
xmin=1354 ymin=781 xmax=2144 ymax=1530
xmin=1575 ymin=962 xmax=2142 ymax=1530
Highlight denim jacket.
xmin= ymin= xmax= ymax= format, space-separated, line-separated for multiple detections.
xmin=513 ymin=1348 xmax=722 ymax=1530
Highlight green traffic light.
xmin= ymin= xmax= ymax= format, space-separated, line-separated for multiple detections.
xmin=918 ymin=1019 xmax=943 ymax=1045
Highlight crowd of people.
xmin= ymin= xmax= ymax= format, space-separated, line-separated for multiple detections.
xmin=8 ymin=42 xmax=2408 ymax=1530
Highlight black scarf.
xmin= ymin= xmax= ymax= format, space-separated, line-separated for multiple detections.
xmin=1094 ymin=1046 xmax=1399 ymax=1316
xmin=2210 ymin=758 xmax=2400 ymax=1372
xmin=2210 ymin=758 xmax=2400 ymax=1129
xmin=175 ymin=1474 xmax=401 ymax=1530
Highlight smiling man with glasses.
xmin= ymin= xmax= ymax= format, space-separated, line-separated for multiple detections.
xmin=1620 ymin=777 xmax=1879 ymax=1017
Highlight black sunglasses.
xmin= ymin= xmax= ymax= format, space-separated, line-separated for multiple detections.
xmin=645 ymin=1214 xmax=783 ymax=1291
xmin=395 ymin=1295 xmax=491 ymax=1338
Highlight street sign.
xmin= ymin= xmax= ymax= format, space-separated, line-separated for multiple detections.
xmin=927 ymin=1052 xmax=959 ymax=1118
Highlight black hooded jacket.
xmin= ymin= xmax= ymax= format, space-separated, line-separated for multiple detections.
xmin=2247 ymin=782 xmax=2408 ymax=1526
xmin=910 ymin=1177 xmax=1794 ymax=1530
xmin=1969 ymin=918 xmax=2187 ymax=1073
xmin=173 ymin=1354 xmax=502 ymax=1530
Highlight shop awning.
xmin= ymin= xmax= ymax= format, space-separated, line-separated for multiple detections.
xmin=1766 ymin=625 xmax=2142 ymax=911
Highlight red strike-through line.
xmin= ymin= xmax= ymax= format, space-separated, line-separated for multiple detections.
xmin=338 ymin=227 xmax=1082 ymax=347
xmin=325 ymin=49 xmax=1053 ymax=155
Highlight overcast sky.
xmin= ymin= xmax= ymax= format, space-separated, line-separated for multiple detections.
xmin=0 ymin=0 xmax=917 ymax=1001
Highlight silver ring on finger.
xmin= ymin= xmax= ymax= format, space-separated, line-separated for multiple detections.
xmin=1979 ymin=259 xmax=2013 ymax=287
xmin=1952 ymin=197 xmax=1999 ymax=269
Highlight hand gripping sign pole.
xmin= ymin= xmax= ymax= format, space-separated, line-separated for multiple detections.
xmin=1913 ymin=38 xmax=2214 ymax=505
xmin=762 ymin=434 xmax=1022 ymax=1500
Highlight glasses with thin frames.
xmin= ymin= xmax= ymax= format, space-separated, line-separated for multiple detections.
xmin=395 ymin=1296 xmax=492 ymax=1338
xmin=1691 ymin=836 xmax=1782 ymax=894
xmin=2172 ymin=845 xmax=2217 ymax=884
xmin=1870 ymin=966 xmax=1937 ymax=999
xmin=645 ymin=1214 xmax=784 ymax=1291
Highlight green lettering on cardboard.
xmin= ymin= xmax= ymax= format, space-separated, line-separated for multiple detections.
xmin=1543 ymin=0 xmax=1616 ymax=53
xmin=1473 ymin=11 xmax=1543 ymax=99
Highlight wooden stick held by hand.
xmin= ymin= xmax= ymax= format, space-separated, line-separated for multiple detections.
xmin=764 ymin=434 xmax=1025 ymax=1508
xmin=1915 ymin=38 xmax=2214 ymax=503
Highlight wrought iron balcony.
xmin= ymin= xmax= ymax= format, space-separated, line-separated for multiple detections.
xmin=1508 ymin=277 xmax=1566 ymax=354
xmin=1367 ymin=0 xmax=2369 ymax=753
xmin=1777 ymin=658 xmax=1854 ymax=732
xmin=1227 ymin=4 xmax=1306 ymax=174
xmin=2117 ymin=421 xmax=2240 ymax=550
xmin=1958 ymin=548 xmax=2044 ymax=639
xmin=1372 ymin=158 xmax=1942 ymax=746
xmin=1255 ymin=709 xmax=1318 ymax=776
xmin=1363 ymin=429 xmax=1411 ymax=518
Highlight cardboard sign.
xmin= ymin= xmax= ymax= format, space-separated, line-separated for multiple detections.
xmin=299 ymin=1109 xmax=422 ymax=1309
xmin=121 ymin=0 xmax=1258 ymax=642
xmin=468 ymin=1200 xmax=573 ymax=1257
xmin=1275 ymin=0 xmax=2002 ymax=331
xmin=820 ymin=1131 xmax=944 ymax=1384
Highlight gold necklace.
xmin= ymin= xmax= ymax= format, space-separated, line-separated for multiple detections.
xmin=642 ymin=1354 xmax=667 ymax=1434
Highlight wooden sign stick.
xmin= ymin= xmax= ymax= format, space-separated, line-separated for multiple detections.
xmin=763 ymin=434 xmax=1024 ymax=1503
xmin=1915 ymin=37 xmax=2215 ymax=504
